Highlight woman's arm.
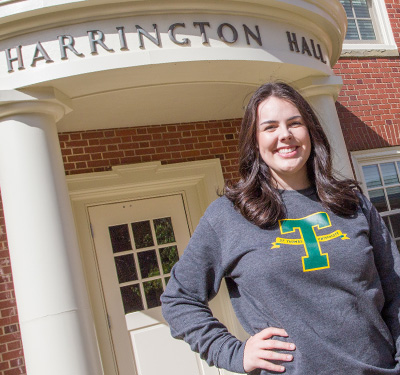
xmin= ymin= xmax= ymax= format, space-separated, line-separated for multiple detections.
xmin=360 ymin=195 xmax=400 ymax=365
xmin=161 ymin=213 xmax=295 ymax=373
xmin=161 ymin=215 xmax=246 ymax=372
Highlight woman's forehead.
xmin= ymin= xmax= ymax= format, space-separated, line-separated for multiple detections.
xmin=257 ymin=97 xmax=301 ymax=120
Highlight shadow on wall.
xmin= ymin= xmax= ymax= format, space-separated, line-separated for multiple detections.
xmin=336 ymin=102 xmax=391 ymax=151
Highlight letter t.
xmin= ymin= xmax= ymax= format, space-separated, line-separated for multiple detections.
xmin=280 ymin=212 xmax=331 ymax=272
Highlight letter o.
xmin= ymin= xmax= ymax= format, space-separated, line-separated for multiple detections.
xmin=217 ymin=23 xmax=238 ymax=43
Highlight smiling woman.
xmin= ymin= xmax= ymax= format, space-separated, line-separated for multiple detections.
xmin=161 ymin=82 xmax=400 ymax=375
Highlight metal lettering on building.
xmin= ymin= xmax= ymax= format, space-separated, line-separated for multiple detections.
xmin=3 ymin=21 xmax=327 ymax=73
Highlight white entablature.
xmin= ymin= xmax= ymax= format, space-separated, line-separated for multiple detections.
xmin=0 ymin=0 xmax=347 ymax=132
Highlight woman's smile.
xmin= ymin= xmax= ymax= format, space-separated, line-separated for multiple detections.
xmin=275 ymin=146 xmax=299 ymax=156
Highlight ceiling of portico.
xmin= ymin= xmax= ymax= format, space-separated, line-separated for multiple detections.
xmin=36 ymin=60 xmax=325 ymax=132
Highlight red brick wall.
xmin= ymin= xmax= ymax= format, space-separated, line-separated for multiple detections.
xmin=60 ymin=119 xmax=241 ymax=181
xmin=334 ymin=58 xmax=400 ymax=151
xmin=386 ymin=0 xmax=400 ymax=39
xmin=0 ymin=196 xmax=25 ymax=375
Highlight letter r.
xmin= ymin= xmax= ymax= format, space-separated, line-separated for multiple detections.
xmin=280 ymin=212 xmax=331 ymax=272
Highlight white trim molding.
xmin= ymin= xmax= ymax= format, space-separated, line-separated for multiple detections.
xmin=351 ymin=146 xmax=400 ymax=192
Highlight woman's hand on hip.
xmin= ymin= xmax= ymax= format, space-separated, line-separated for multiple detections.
xmin=243 ymin=327 xmax=295 ymax=373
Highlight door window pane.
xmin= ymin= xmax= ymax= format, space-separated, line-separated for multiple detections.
xmin=160 ymin=246 xmax=179 ymax=274
xmin=131 ymin=221 xmax=154 ymax=249
xmin=120 ymin=284 xmax=143 ymax=314
xmin=143 ymin=279 xmax=163 ymax=309
xmin=154 ymin=217 xmax=176 ymax=245
xmin=138 ymin=250 xmax=160 ymax=279
xmin=115 ymin=254 xmax=138 ymax=283
xmin=109 ymin=224 xmax=132 ymax=253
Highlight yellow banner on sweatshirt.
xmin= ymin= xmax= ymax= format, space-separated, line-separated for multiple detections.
xmin=271 ymin=230 xmax=349 ymax=249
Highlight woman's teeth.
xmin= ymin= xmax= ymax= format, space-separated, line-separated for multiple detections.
xmin=278 ymin=147 xmax=296 ymax=154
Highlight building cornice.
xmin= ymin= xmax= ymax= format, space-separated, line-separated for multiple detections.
xmin=0 ymin=0 xmax=346 ymax=66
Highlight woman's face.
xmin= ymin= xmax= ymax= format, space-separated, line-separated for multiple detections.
xmin=256 ymin=96 xmax=312 ymax=190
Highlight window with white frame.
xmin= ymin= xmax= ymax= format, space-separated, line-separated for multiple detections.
xmin=341 ymin=0 xmax=376 ymax=40
xmin=340 ymin=0 xmax=398 ymax=57
xmin=352 ymin=147 xmax=400 ymax=251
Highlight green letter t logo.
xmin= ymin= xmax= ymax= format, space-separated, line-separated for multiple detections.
xmin=280 ymin=212 xmax=331 ymax=272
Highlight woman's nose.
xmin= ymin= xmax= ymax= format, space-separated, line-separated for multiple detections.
xmin=278 ymin=125 xmax=292 ymax=141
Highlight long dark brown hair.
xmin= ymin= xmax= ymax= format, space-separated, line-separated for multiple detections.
xmin=225 ymin=82 xmax=360 ymax=228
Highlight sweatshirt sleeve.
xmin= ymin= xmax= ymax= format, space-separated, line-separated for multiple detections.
xmin=160 ymin=213 xmax=246 ymax=373
xmin=360 ymin=194 xmax=400 ymax=365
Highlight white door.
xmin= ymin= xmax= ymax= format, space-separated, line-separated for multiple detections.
xmin=88 ymin=194 xmax=221 ymax=375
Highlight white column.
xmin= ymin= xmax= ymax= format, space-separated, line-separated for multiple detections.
xmin=297 ymin=76 xmax=354 ymax=179
xmin=0 ymin=89 xmax=103 ymax=375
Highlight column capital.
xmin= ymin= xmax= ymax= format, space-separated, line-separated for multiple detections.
xmin=0 ymin=87 xmax=72 ymax=122
xmin=293 ymin=75 xmax=344 ymax=100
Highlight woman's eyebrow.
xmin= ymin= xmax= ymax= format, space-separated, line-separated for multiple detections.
xmin=258 ymin=119 xmax=277 ymax=126
xmin=258 ymin=115 xmax=302 ymax=126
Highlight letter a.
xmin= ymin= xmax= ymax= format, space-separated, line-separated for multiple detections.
xmin=280 ymin=212 xmax=331 ymax=272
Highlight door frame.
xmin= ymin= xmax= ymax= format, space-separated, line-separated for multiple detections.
xmin=67 ymin=159 xmax=242 ymax=375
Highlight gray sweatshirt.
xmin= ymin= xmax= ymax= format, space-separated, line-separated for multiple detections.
xmin=161 ymin=188 xmax=400 ymax=374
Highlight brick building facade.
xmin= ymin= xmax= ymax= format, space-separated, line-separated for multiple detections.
xmin=1 ymin=0 xmax=399 ymax=374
